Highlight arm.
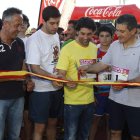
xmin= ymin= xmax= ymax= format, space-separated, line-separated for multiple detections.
xmin=86 ymin=62 xmax=109 ymax=73
xmin=128 ymin=76 xmax=140 ymax=83
xmin=29 ymin=64 xmax=55 ymax=77
xmin=111 ymin=76 xmax=140 ymax=91
xmin=78 ymin=62 xmax=109 ymax=76
xmin=112 ymin=73 xmax=140 ymax=91
xmin=57 ymin=69 xmax=77 ymax=89
xmin=22 ymin=61 xmax=35 ymax=92
xmin=30 ymin=64 xmax=63 ymax=88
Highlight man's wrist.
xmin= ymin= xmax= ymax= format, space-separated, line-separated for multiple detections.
xmin=86 ymin=65 xmax=90 ymax=72
xmin=127 ymin=79 xmax=135 ymax=83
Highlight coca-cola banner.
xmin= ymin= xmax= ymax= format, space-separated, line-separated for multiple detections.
xmin=38 ymin=0 xmax=63 ymax=25
xmin=70 ymin=4 xmax=140 ymax=23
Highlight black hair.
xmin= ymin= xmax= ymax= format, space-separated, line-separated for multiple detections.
xmin=0 ymin=19 xmax=2 ymax=30
xmin=37 ymin=23 xmax=43 ymax=30
xmin=94 ymin=22 xmax=101 ymax=35
xmin=95 ymin=22 xmax=101 ymax=29
xmin=137 ymin=24 xmax=140 ymax=29
xmin=116 ymin=14 xmax=137 ymax=31
xmin=2 ymin=7 xmax=22 ymax=21
xmin=23 ymin=14 xmax=30 ymax=28
xmin=75 ymin=17 xmax=96 ymax=32
xmin=98 ymin=25 xmax=113 ymax=37
xmin=68 ymin=20 xmax=77 ymax=28
xmin=57 ymin=27 xmax=64 ymax=34
xmin=42 ymin=6 xmax=61 ymax=22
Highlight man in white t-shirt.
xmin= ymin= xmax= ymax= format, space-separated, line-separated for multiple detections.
xmin=79 ymin=14 xmax=140 ymax=140
xmin=26 ymin=6 xmax=63 ymax=140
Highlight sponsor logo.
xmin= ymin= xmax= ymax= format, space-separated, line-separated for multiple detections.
xmin=112 ymin=65 xmax=129 ymax=75
xmin=85 ymin=6 xmax=122 ymax=18
xmin=80 ymin=59 xmax=96 ymax=65
xmin=44 ymin=0 xmax=61 ymax=7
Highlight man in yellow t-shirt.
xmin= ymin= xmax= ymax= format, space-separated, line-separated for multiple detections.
xmin=56 ymin=17 xmax=97 ymax=140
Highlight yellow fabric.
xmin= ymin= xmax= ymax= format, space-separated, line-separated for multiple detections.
xmin=56 ymin=40 xmax=97 ymax=105
xmin=0 ymin=71 xmax=27 ymax=76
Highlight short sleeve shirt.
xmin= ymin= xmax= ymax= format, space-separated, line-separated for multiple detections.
xmin=0 ymin=38 xmax=25 ymax=99
xmin=102 ymin=40 xmax=140 ymax=107
xmin=26 ymin=30 xmax=60 ymax=92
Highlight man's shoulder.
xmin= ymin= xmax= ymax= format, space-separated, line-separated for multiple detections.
xmin=15 ymin=37 xmax=25 ymax=49
xmin=26 ymin=30 xmax=42 ymax=45
xmin=109 ymin=40 xmax=120 ymax=50
xmin=111 ymin=40 xmax=120 ymax=46
xmin=89 ymin=41 xmax=97 ymax=47
xmin=16 ymin=37 xmax=24 ymax=44
xmin=88 ymin=42 xmax=98 ymax=51
xmin=61 ymin=39 xmax=74 ymax=48
xmin=62 ymin=39 xmax=75 ymax=49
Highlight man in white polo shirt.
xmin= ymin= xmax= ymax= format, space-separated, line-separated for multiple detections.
xmin=78 ymin=14 xmax=140 ymax=140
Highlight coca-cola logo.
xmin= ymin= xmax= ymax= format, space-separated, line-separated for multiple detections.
xmin=44 ymin=0 xmax=61 ymax=7
xmin=85 ymin=6 xmax=122 ymax=18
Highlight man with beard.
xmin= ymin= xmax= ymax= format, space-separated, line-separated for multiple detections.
xmin=56 ymin=17 xmax=97 ymax=140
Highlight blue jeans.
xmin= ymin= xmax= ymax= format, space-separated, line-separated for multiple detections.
xmin=0 ymin=97 xmax=24 ymax=140
xmin=64 ymin=103 xmax=95 ymax=140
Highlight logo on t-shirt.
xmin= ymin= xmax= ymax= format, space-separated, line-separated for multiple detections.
xmin=52 ymin=45 xmax=59 ymax=64
xmin=79 ymin=59 xmax=96 ymax=65
xmin=111 ymin=65 xmax=129 ymax=81
xmin=0 ymin=44 xmax=6 ymax=53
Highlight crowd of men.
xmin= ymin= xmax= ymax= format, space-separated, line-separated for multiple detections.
xmin=0 ymin=5 xmax=140 ymax=140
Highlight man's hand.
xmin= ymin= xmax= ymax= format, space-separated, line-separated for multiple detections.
xmin=78 ymin=65 xmax=89 ymax=77
xmin=112 ymin=85 xmax=124 ymax=91
xmin=66 ymin=81 xmax=77 ymax=89
xmin=112 ymin=80 xmax=126 ymax=91
xmin=55 ymin=69 xmax=77 ymax=89
xmin=52 ymin=75 xmax=64 ymax=88
xmin=26 ymin=79 xmax=35 ymax=92
xmin=52 ymin=81 xmax=63 ymax=88
xmin=65 ymin=77 xmax=77 ymax=89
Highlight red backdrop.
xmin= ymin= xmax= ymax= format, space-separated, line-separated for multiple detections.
xmin=38 ymin=2 xmax=140 ymax=25
xmin=38 ymin=0 xmax=63 ymax=25
xmin=70 ymin=4 xmax=140 ymax=23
